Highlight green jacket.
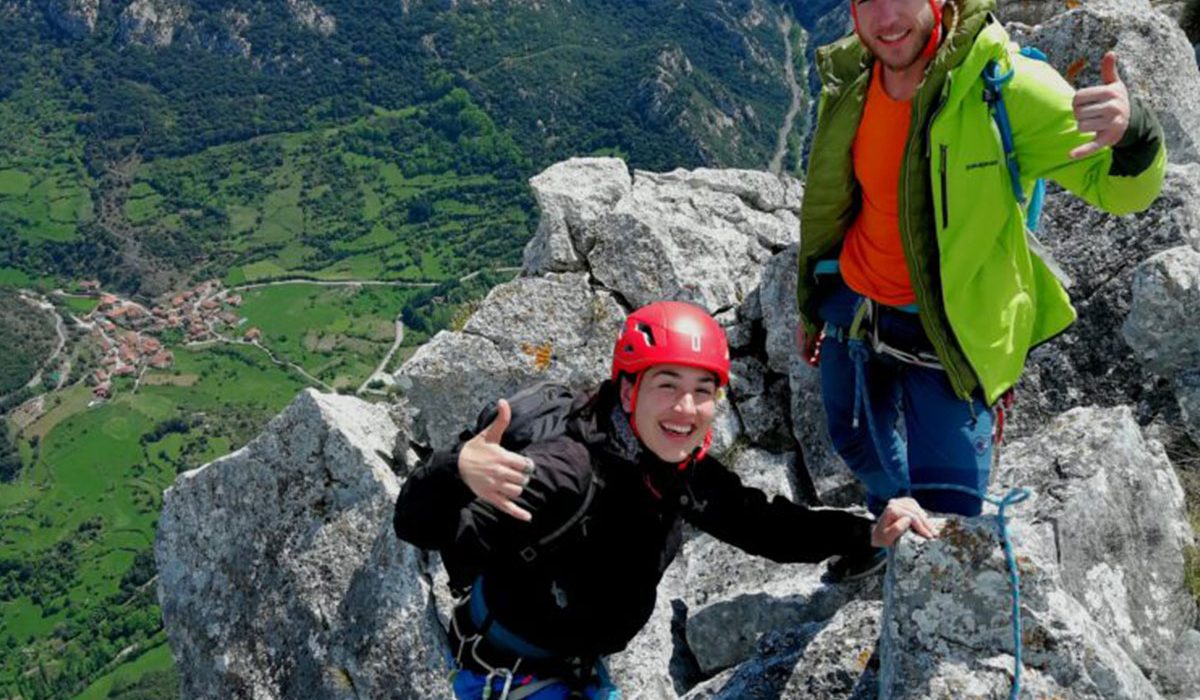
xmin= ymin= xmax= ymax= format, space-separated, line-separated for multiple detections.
xmin=798 ymin=0 xmax=1167 ymax=404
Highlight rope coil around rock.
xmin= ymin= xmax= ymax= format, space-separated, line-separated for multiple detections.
xmin=845 ymin=331 xmax=1032 ymax=699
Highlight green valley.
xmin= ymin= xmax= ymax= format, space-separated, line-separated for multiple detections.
xmin=0 ymin=0 xmax=816 ymax=696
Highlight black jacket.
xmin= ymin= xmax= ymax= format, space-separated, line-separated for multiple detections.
xmin=393 ymin=381 xmax=874 ymax=660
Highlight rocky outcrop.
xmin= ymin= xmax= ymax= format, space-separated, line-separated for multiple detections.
xmin=1124 ymin=246 xmax=1200 ymax=378
xmin=394 ymin=272 xmax=624 ymax=449
xmin=155 ymin=391 xmax=446 ymax=699
xmin=160 ymin=2 xmax=1200 ymax=684
xmin=1007 ymin=0 xmax=1200 ymax=165
xmin=119 ymin=0 xmax=189 ymax=47
xmin=287 ymin=0 xmax=335 ymax=36
xmin=882 ymin=406 xmax=1196 ymax=699
xmin=42 ymin=0 xmax=97 ymax=37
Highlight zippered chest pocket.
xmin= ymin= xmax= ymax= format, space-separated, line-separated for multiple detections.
xmin=939 ymin=144 xmax=950 ymax=229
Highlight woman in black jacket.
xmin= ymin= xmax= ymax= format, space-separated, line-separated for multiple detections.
xmin=394 ymin=301 xmax=932 ymax=700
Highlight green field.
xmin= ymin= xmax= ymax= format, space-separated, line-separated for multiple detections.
xmin=0 ymin=344 xmax=308 ymax=697
xmin=73 ymin=639 xmax=176 ymax=700
xmin=0 ymin=67 xmax=93 ymax=248
xmin=236 ymin=283 xmax=422 ymax=390
xmin=128 ymin=94 xmax=533 ymax=286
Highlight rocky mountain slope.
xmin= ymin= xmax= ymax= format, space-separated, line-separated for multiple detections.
xmin=153 ymin=1 xmax=1200 ymax=698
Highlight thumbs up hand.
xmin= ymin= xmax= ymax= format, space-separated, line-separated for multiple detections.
xmin=458 ymin=399 xmax=536 ymax=522
xmin=1070 ymin=51 xmax=1131 ymax=160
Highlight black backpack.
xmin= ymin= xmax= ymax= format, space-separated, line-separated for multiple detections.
xmin=444 ymin=381 xmax=604 ymax=590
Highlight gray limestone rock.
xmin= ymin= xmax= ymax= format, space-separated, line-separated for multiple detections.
xmin=708 ymin=399 xmax=746 ymax=463
xmin=880 ymin=517 xmax=1160 ymax=700
xmin=1007 ymin=1 xmax=1200 ymax=165
xmin=522 ymin=158 xmax=633 ymax=274
xmin=607 ymin=555 xmax=694 ymax=700
xmin=727 ymin=448 xmax=798 ymax=503
xmin=789 ymin=358 xmax=863 ymax=507
xmin=882 ymin=405 xmax=1195 ymax=699
xmin=395 ymin=273 xmax=624 ymax=449
xmin=1123 ymin=246 xmax=1200 ymax=377
xmin=682 ymin=533 xmax=880 ymax=676
xmin=587 ymin=170 xmax=789 ymax=311
xmin=155 ymin=390 xmax=449 ymax=699
xmin=759 ymin=244 xmax=800 ymax=375
xmin=636 ymin=168 xmax=804 ymax=214
xmin=994 ymin=406 xmax=1197 ymax=672
xmin=1174 ymin=370 xmax=1200 ymax=445
xmin=729 ymin=356 xmax=767 ymax=400
xmin=682 ymin=600 xmax=881 ymax=700
xmin=119 ymin=0 xmax=189 ymax=47
xmin=1013 ymin=164 xmax=1200 ymax=438
xmin=735 ymin=375 xmax=793 ymax=451
xmin=1153 ymin=629 xmax=1200 ymax=700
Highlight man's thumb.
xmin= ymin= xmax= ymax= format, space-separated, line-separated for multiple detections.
xmin=1101 ymin=51 xmax=1120 ymax=85
xmin=481 ymin=399 xmax=511 ymax=443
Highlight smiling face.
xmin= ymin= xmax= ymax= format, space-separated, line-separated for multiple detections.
xmin=620 ymin=364 xmax=718 ymax=464
xmin=853 ymin=0 xmax=943 ymax=72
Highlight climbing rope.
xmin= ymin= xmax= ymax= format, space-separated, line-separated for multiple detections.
xmin=909 ymin=482 xmax=1031 ymax=700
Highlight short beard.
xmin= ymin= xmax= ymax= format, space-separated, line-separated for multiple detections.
xmin=864 ymin=23 xmax=934 ymax=71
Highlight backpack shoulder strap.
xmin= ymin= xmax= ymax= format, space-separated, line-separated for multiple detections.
xmin=516 ymin=470 xmax=602 ymax=564
xmin=983 ymin=49 xmax=1051 ymax=234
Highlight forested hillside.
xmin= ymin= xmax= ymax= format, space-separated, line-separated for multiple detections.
xmin=0 ymin=0 xmax=805 ymax=295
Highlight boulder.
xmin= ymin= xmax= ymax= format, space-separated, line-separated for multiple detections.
xmin=682 ymin=600 xmax=881 ymax=700
xmin=394 ymin=273 xmax=624 ymax=449
xmin=522 ymin=158 xmax=633 ymax=275
xmin=155 ymin=390 xmax=449 ymax=699
xmin=880 ymin=518 xmax=1160 ymax=699
xmin=1007 ymin=1 xmax=1200 ymax=165
xmin=1122 ymin=246 xmax=1200 ymax=377
xmin=587 ymin=169 xmax=795 ymax=311
xmin=881 ymin=405 xmax=1195 ymax=698
xmin=682 ymin=534 xmax=880 ymax=675
xmin=1013 ymin=163 xmax=1200 ymax=437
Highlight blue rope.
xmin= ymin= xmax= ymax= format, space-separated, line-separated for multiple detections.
xmin=909 ymin=483 xmax=1031 ymax=700
xmin=847 ymin=332 xmax=1031 ymax=698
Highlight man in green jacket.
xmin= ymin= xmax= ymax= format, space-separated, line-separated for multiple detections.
xmin=798 ymin=0 xmax=1166 ymax=579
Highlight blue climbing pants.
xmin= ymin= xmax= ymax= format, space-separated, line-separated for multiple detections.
xmin=450 ymin=662 xmax=621 ymax=700
xmin=817 ymin=277 xmax=993 ymax=516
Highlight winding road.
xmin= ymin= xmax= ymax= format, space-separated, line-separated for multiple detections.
xmin=770 ymin=16 xmax=804 ymax=176
xmin=357 ymin=319 xmax=405 ymax=395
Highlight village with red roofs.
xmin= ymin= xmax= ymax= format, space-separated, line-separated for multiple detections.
xmin=75 ymin=279 xmax=261 ymax=401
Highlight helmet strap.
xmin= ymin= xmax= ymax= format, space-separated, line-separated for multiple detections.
xmin=921 ymin=0 xmax=944 ymax=60
xmin=627 ymin=372 xmax=644 ymax=440
xmin=684 ymin=430 xmax=714 ymax=470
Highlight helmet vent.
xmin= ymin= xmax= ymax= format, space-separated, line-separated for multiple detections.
xmin=635 ymin=322 xmax=656 ymax=346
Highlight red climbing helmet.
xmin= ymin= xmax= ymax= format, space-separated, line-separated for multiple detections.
xmin=850 ymin=0 xmax=944 ymax=61
xmin=611 ymin=301 xmax=730 ymax=387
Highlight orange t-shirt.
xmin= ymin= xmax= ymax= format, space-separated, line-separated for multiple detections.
xmin=838 ymin=63 xmax=917 ymax=307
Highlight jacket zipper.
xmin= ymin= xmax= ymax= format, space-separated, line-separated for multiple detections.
xmin=940 ymin=144 xmax=950 ymax=230
xmin=901 ymin=74 xmax=973 ymax=400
